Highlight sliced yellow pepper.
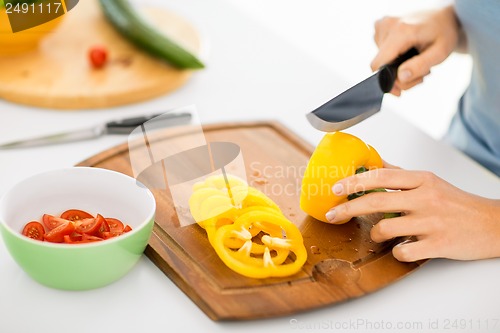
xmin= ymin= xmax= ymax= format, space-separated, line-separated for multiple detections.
xmin=189 ymin=175 xmax=307 ymax=279
xmin=190 ymin=175 xmax=281 ymax=230
xmin=212 ymin=211 xmax=307 ymax=279
xmin=300 ymin=132 xmax=383 ymax=223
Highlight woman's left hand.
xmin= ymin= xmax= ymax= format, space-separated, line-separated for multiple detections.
xmin=326 ymin=167 xmax=500 ymax=262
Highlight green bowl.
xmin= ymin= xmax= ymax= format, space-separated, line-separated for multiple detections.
xmin=0 ymin=167 xmax=156 ymax=290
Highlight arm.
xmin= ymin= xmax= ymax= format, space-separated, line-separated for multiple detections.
xmin=326 ymin=167 xmax=500 ymax=262
xmin=371 ymin=5 xmax=464 ymax=96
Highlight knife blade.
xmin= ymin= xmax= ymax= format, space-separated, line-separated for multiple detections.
xmin=307 ymin=48 xmax=419 ymax=132
xmin=0 ymin=112 xmax=192 ymax=149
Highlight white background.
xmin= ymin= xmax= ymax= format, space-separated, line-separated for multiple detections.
xmin=230 ymin=0 xmax=472 ymax=139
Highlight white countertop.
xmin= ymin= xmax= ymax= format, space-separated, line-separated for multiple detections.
xmin=1 ymin=0 xmax=499 ymax=332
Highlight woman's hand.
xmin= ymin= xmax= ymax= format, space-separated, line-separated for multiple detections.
xmin=326 ymin=167 xmax=500 ymax=262
xmin=371 ymin=6 xmax=463 ymax=96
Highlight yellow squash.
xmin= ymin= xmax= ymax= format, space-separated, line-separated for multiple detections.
xmin=300 ymin=132 xmax=383 ymax=223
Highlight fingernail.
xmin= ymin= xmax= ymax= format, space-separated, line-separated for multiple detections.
xmin=395 ymin=239 xmax=413 ymax=247
xmin=332 ymin=183 xmax=344 ymax=196
xmin=325 ymin=209 xmax=336 ymax=223
xmin=399 ymin=69 xmax=412 ymax=82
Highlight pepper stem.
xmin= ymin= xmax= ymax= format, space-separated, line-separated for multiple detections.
xmin=347 ymin=167 xmax=401 ymax=219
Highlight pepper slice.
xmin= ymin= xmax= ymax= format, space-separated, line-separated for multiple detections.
xmin=190 ymin=175 xmax=281 ymax=228
xmin=212 ymin=211 xmax=307 ymax=279
xmin=203 ymin=205 xmax=284 ymax=251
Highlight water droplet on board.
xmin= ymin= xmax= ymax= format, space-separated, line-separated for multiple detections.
xmin=310 ymin=246 xmax=321 ymax=255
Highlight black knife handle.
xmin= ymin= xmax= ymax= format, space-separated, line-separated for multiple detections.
xmin=378 ymin=47 xmax=419 ymax=93
xmin=106 ymin=112 xmax=192 ymax=134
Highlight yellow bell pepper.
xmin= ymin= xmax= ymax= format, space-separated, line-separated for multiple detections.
xmin=190 ymin=175 xmax=281 ymax=230
xmin=0 ymin=1 xmax=63 ymax=56
xmin=300 ymin=132 xmax=383 ymax=223
xmin=189 ymin=175 xmax=307 ymax=278
xmin=212 ymin=211 xmax=307 ymax=279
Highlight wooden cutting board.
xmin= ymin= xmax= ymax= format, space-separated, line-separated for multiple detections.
xmin=77 ymin=122 xmax=426 ymax=320
xmin=0 ymin=0 xmax=201 ymax=109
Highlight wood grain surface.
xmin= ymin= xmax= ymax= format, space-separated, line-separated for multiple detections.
xmin=77 ymin=121 xmax=426 ymax=320
xmin=0 ymin=0 xmax=201 ymax=109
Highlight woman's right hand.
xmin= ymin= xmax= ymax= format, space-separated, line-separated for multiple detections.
xmin=371 ymin=6 xmax=462 ymax=96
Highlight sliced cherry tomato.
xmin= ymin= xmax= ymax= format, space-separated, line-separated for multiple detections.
xmin=60 ymin=209 xmax=94 ymax=222
xmin=74 ymin=218 xmax=97 ymax=235
xmin=63 ymin=232 xmax=83 ymax=243
xmin=96 ymin=215 xmax=110 ymax=237
xmin=22 ymin=221 xmax=45 ymax=241
xmin=105 ymin=218 xmax=124 ymax=233
xmin=101 ymin=231 xmax=121 ymax=239
xmin=80 ymin=234 xmax=104 ymax=243
xmin=44 ymin=221 xmax=76 ymax=243
xmin=22 ymin=209 xmax=131 ymax=244
xmin=42 ymin=214 xmax=70 ymax=230
xmin=75 ymin=214 xmax=109 ymax=236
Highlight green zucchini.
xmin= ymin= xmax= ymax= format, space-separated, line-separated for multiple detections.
xmin=98 ymin=0 xmax=204 ymax=69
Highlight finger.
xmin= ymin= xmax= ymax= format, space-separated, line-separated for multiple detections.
xmin=371 ymin=216 xmax=424 ymax=243
xmin=370 ymin=33 xmax=418 ymax=71
xmin=373 ymin=16 xmax=397 ymax=47
xmin=382 ymin=160 xmax=401 ymax=169
xmin=397 ymin=76 xmax=425 ymax=91
xmin=392 ymin=239 xmax=433 ymax=262
xmin=327 ymin=191 xmax=412 ymax=224
xmin=333 ymin=168 xmax=427 ymax=196
xmin=390 ymin=85 xmax=402 ymax=96
xmin=397 ymin=44 xmax=447 ymax=83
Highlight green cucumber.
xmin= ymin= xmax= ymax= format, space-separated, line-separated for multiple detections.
xmin=98 ymin=0 xmax=204 ymax=69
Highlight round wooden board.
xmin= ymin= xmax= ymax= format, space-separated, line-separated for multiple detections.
xmin=0 ymin=0 xmax=202 ymax=110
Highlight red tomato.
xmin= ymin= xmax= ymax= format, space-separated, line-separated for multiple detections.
xmin=22 ymin=209 xmax=131 ymax=244
xmin=105 ymin=218 xmax=124 ymax=233
xmin=80 ymin=234 xmax=104 ymax=243
xmin=60 ymin=209 xmax=94 ymax=222
xmin=63 ymin=232 xmax=83 ymax=243
xmin=74 ymin=214 xmax=107 ymax=236
xmin=101 ymin=231 xmax=122 ymax=239
xmin=89 ymin=46 xmax=108 ymax=69
xmin=44 ymin=221 xmax=76 ymax=243
xmin=22 ymin=221 xmax=45 ymax=241
xmin=65 ymin=233 xmax=102 ymax=244
xmin=74 ymin=218 xmax=97 ymax=235
xmin=42 ymin=214 xmax=70 ymax=230
xmin=96 ymin=214 xmax=110 ymax=237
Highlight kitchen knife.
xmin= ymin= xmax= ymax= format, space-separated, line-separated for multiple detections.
xmin=307 ymin=47 xmax=419 ymax=132
xmin=0 ymin=112 xmax=192 ymax=149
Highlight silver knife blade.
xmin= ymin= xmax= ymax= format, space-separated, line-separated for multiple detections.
xmin=306 ymin=72 xmax=383 ymax=132
xmin=0 ymin=125 xmax=107 ymax=149
xmin=0 ymin=112 xmax=192 ymax=149
xmin=307 ymin=47 xmax=419 ymax=132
